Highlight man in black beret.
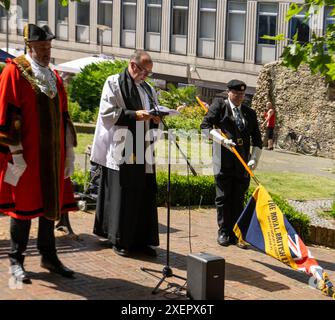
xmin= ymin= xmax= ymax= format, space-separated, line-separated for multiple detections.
xmin=201 ymin=79 xmax=262 ymax=248
xmin=0 ymin=24 xmax=78 ymax=284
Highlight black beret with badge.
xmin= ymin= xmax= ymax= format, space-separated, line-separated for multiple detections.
xmin=23 ymin=24 xmax=55 ymax=42
xmin=227 ymin=79 xmax=247 ymax=91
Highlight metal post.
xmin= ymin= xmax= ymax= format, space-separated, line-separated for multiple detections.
xmin=6 ymin=8 xmax=9 ymax=52
xmin=99 ymin=28 xmax=103 ymax=54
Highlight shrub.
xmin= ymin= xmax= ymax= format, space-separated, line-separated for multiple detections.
xmin=68 ymin=99 xmax=98 ymax=123
xmin=71 ymin=169 xmax=310 ymax=240
xmin=164 ymin=104 xmax=206 ymax=132
xmin=156 ymin=172 xmax=215 ymax=207
xmin=156 ymin=173 xmax=310 ymax=241
xmin=68 ymin=59 xmax=128 ymax=111
xmin=158 ymin=83 xmax=197 ymax=110
xmin=71 ymin=169 xmax=89 ymax=193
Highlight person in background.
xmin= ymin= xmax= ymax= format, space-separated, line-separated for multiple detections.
xmin=200 ymin=79 xmax=262 ymax=248
xmin=261 ymin=101 xmax=275 ymax=150
xmin=0 ymin=24 xmax=77 ymax=284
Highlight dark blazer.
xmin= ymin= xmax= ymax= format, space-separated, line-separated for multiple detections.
xmin=201 ymin=97 xmax=262 ymax=174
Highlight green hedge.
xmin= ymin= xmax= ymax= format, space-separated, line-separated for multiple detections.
xmin=156 ymin=172 xmax=310 ymax=241
xmin=156 ymin=172 xmax=215 ymax=207
xmin=72 ymin=170 xmax=310 ymax=240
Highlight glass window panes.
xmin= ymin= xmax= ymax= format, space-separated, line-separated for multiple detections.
xmin=172 ymin=0 xmax=189 ymax=35
xmin=37 ymin=0 xmax=48 ymax=23
xmin=199 ymin=0 xmax=217 ymax=39
xmin=289 ymin=7 xmax=310 ymax=44
xmin=0 ymin=5 xmax=6 ymax=18
xmin=77 ymin=0 xmax=90 ymax=26
xmin=122 ymin=0 xmax=136 ymax=30
xmin=324 ymin=6 xmax=334 ymax=32
xmin=98 ymin=0 xmax=113 ymax=28
xmin=257 ymin=3 xmax=278 ymax=45
xmin=146 ymin=0 xmax=162 ymax=33
xmin=227 ymin=1 xmax=246 ymax=42
xmin=56 ymin=1 xmax=68 ymax=23
xmin=17 ymin=0 xmax=29 ymax=20
xmin=16 ymin=0 xmax=29 ymax=35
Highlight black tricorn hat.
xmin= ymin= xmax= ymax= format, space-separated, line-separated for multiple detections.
xmin=23 ymin=24 xmax=55 ymax=42
xmin=227 ymin=79 xmax=247 ymax=91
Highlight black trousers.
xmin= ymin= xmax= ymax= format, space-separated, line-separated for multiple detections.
xmin=9 ymin=216 xmax=56 ymax=265
xmin=214 ymin=171 xmax=250 ymax=238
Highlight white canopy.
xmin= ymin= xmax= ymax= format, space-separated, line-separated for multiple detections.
xmin=54 ymin=55 xmax=114 ymax=74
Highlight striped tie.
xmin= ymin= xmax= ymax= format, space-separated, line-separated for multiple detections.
xmin=235 ymin=108 xmax=245 ymax=131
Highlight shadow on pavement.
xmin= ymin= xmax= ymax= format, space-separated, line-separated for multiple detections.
xmin=317 ymin=259 xmax=335 ymax=272
xmin=225 ymin=262 xmax=289 ymax=292
xmin=252 ymin=259 xmax=310 ymax=285
xmin=26 ymin=272 xmax=183 ymax=300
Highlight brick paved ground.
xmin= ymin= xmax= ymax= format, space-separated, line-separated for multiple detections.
xmin=0 ymin=208 xmax=334 ymax=301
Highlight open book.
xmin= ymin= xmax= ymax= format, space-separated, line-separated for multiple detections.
xmin=148 ymin=105 xmax=180 ymax=117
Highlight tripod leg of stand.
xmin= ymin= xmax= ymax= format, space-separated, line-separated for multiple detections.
xmin=152 ymin=275 xmax=167 ymax=294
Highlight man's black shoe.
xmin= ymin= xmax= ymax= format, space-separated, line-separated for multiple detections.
xmin=41 ymin=256 xmax=75 ymax=278
xmin=229 ymin=235 xmax=238 ymax=245
xmin=140 ymin=246 xmax=157 ymax=257
xmin=217 ymin=234 xmax=230 ymax=246
xmin=113 ymin=246 xmax=129 ymax=257
xmin=10 ymin=264 xmax=31 ymax=284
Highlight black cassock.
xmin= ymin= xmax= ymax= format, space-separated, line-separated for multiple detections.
xmin=93 ymin=68 xmax=159 ymax=250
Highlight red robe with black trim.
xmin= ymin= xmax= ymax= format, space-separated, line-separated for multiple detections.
xmin=0 ymin=56 xmax=77 ymax=220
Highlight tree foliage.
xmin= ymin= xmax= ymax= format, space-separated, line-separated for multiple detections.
xmin=68 ymin=60 xmax=128 ymax=112
xmin=266 ymin=1 xmax=335 ymax=82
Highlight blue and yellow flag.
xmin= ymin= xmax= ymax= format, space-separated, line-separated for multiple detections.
xmin=233 ymin=185 xmax=329 ymax=285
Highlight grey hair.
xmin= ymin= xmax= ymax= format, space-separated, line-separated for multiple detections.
xmin=129 ymin=50 xmax=152 ymax=64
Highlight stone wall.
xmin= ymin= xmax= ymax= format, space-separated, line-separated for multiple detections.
xmin=251 ymin=61 xmax=335 ymax=159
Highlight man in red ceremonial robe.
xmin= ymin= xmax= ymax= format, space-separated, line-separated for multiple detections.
xmin=0 ymin=24 xmax=77 ymax=283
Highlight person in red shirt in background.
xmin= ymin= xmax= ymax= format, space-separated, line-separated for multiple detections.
xmin=262 ymin=101 xmax=275 ymax=150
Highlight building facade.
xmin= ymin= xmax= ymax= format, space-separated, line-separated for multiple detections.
xmin=0 ymin=0 xmax=333 ymax=99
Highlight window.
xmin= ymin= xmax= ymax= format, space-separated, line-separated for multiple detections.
xmin=0 ymin=6 xmax=6 ymax=33
xmin=98 ymin=0 xmax=113 ymax=46
xmin=77 ymin=0 xmax=90 ymax=26
xmin=227 ymin=1 xmax=246 ymax=42
xmin=122 ymin=0 xmax=136 ymax=31
xmin=198 ymin=0 xmax=216 ymax=58
xmin=324 ymin=6 xmax=334 ymax=33
xmin=56 ymin=1 xmax=68 ymax=40
xmin=146 ymin=0 xmax=162 ymax=33
xmin=17 ymin=0 xmax=29 ymax=35
xmin=289 ymin=7 xmax=310 ymax=44
xmin=98 ymin=0 xmax=113 ymax=28
xmin=172 ymin=0 xmax=189 ymax=36
xmin=145 ymin=0 xmax=162 ymax=51
xmin=37 ymin=0 xmax=48 ymax=25
xmin=76 ymin=0 xmax=90 ymax=43
xmin=226 ymin=1 xmax=247 ymax=61
xmin=121 ymin=0 xmax=136 ymax=48
xmin=257 ymin=3 xmax=277 ymax=45
xmin=199 ymin=0 xmax=216 ymax=39
xmin=256 ymin=3 xmax=278 ymax=64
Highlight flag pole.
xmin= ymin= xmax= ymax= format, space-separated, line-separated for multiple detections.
xmin=196 ymin=96 xmax=260 ymax=186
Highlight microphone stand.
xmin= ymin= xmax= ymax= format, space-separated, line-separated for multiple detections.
xmin=140 ymin=101 xmax=197 ymax=294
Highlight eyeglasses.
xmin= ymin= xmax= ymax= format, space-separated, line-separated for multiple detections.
xmin=133 ymin=62 xmax=153 ymax=77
